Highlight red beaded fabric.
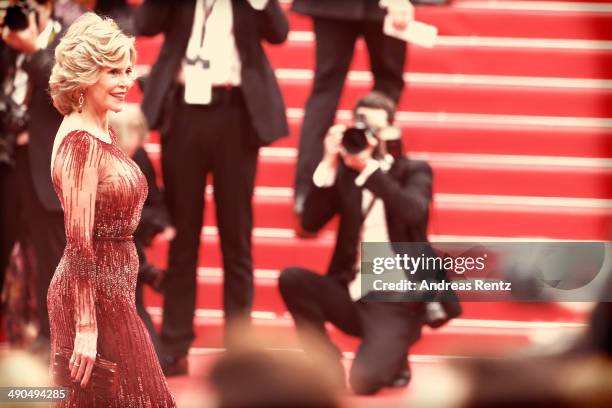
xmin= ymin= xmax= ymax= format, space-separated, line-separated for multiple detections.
xmin=48 ymin=129 xmax=175 ymax=407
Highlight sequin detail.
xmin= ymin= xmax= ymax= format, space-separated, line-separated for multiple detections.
xmin=48 ymin=129 xmax=176 ymax=407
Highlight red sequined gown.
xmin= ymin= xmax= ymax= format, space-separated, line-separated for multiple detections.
xmin=48 ymin=129 xmax=175 ymax=407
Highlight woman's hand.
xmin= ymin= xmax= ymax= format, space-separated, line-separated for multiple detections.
xmin=70 ymin=324 xmax=98 ymax=388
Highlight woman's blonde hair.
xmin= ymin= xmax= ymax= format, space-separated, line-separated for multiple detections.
xmin=49 ymin=12 xmax=136 ymax=115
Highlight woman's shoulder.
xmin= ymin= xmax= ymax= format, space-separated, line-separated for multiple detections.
xmin=55 ymin=125 xmax=114 ymax=156
xmin=53 ymin=128 xmax=112 ymax=173
xmin=60 ymin=128 xmax=112 ymax=144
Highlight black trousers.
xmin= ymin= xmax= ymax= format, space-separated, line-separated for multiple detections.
xmin=279 ymin=267 xmax=422 ymax=395
xmin=160 ymin=88 xmax=259 ymax=357
xmin=134 ymin=239 xmax=165 ymax=364
xmin=0 ymin=146 xmax=65 ymax=340
xmin=294 ymin=17 xmax=407 ymax=201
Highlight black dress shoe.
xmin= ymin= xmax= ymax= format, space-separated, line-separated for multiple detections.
xmin=162 ymin=355 xmax=188 ymax=377
xmin=389 ymin=363 xmax=411 ymax=388
xmin=423 ymin=301 xmax=462 ymax=329
xmin=294 ymin=192 xmax=306 ymax=216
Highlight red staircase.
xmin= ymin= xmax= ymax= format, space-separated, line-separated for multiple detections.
xmin=132 ymin=0 xmax=611 ymax=370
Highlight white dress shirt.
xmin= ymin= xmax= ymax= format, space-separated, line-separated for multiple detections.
xmin=178 ymin=0 xmax=270 ymax=87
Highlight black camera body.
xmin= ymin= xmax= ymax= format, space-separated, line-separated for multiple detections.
xmin=341 ymin=116 xmax=377 ymax=154
xmin=1 ymin=1 xmax=36 ymax=32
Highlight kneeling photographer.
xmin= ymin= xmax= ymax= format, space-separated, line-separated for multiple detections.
xmin=279 ymin=91 xmax=460 ymax=395
xmin=1 ymin=0 xmax=65 ymax=354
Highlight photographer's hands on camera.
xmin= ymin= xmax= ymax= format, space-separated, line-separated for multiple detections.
xmin=323 ymin=124 xmax=378 ymax=173
xmin=380 ymin=0 xmax=415 ymax=31
xmin=2 ymin=10 xmax=39 ymax=54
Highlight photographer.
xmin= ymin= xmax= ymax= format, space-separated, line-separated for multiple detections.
xmin=0 ymin=0 xmax=65 ymax=353
xmin=279 ymin=91 xmax=460 ymax=395
xmin=292 ymin=0 xmax=447 ymax=216
xmin=134 ymin=0 xmax=288 ymax=376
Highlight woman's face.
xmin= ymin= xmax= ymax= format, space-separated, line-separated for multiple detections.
xmin=86 ymin=53 xmax=133 ymax=113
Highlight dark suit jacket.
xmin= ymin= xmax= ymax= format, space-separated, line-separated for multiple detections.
xmin=302 ymin=157 xmax=433 ymax=284
xmin=291 ymin=0 xmax=386 ymax=21
xmin=134 ymin=0 xmax=289 ymax=146
xmin=95 ymin=0 xmax=136 ymax=35
xmin=0 ymin=23 xmax=64 ymax=212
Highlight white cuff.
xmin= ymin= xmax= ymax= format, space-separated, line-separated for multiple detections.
xmin=355 ymin=160 xmax=380 ymax=187
xmin=379 ymin=0 xmax=413 ymax=11
xmin=313 ymin=160 xmax=338 ymax=188
xmin=248 ymin=0 xmax=270 ymax=11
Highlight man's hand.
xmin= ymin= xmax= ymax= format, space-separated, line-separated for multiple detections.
xmin=340 ymin=139 xmax=377 ymax=173
xmin=380 ymin=0 xmax=415 ymax=31
xmin=2 ymin=12 xmax=39 ymax=54
xmin=247 ymin=0 xmax=270 ymax=11
xmin=322 ymin=124 xmax=346 ymax=167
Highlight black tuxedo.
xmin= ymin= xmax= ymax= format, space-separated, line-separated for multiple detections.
xmin=292 ymin=0 xmax=386 ymax=21
xmin=280 ymin=157 xmax=447 ymax=394
xmin=135 ymin=0 xmax=289 ymax=358
xmin=0 ymin=25 xmax=66 ymax=341
xmin=304 ymin=158 xmax=432 ymax=283
xmin=135 ymin=0 xmax=288 ymax=145
xmin=291 ymin=0 xmax=408 ymax=209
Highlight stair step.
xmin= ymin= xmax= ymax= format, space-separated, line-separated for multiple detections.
xmin=135 ymin=34 xmax=612 ymax=79
xmin=148 ymin=309 xmax=585 ymax=355
xmin=283 ymin=2 xmax=612 ymax=40
xmin=144 ymin=222 xmax=610 ymax=273
xmin=146 ymin=150 xmax=612 ymax=200
xmin=126 ymin=71 xmax=612 ymax=118
xmin=143 ymin=272 xmax=589 ymax=323
xmin=265 ymin=38 xmax=612 ymax=79
xmin=146 ymin=114 xmax=612 ymax=159
xmin=199 ymin=190 xmax=612 ymax=239
xmin=276 ymin=74 xmax=612 ymax=118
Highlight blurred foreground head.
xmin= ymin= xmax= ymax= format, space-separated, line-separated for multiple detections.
xmin=0 ymin=350 xmax=52 ymax=408
xmin=208 ymin=348 xmax=341 ymax=408
xmin=461 ymin=356 xmax=612 ymax=408
xmin=109 ymin=103 xmax=148 ymax=156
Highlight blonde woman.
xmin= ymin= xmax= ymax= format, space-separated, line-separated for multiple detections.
xmin=47 ymin=13 xmax=175 ymax=406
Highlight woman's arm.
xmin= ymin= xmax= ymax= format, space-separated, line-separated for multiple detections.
xmin=56 ymin=131 xmax=103 ymax=388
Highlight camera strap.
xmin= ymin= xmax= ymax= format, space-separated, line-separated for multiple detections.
xmin=184 ymin=0 xmax=218 ymax=105
xmin=363 ymin=194 xmax=377 ymax=219
xmin=200 ymin=0 xmax=217 ymax=47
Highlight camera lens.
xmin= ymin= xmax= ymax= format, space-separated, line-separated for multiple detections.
xmin=342 ymin=127 xmax=369 ymax=154
xmin=4 ymin=5 xmax=30 ymax=32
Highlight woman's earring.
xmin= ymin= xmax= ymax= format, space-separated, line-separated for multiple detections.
xmin=78 ymin=92 xmax=84 ymax=113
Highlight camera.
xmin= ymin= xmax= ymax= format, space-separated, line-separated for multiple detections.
xmin=341 ymin=114 xmax=377 ymax=154
xmin=1 ymin=1 xmax=36 ymax=32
